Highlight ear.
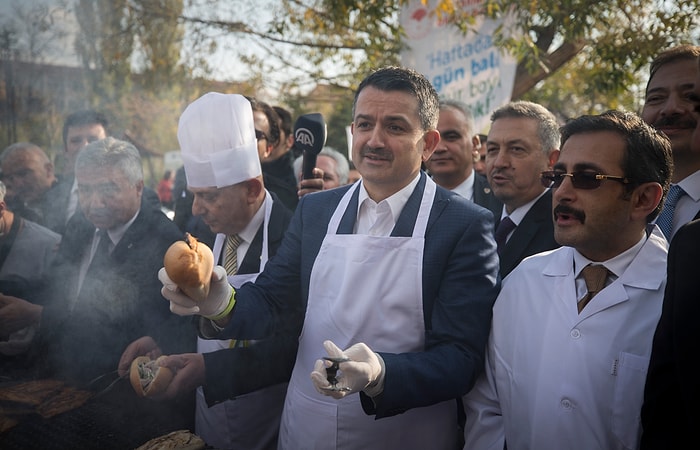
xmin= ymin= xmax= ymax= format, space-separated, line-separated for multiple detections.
xmin=246 ymin=178 xmax=264 ymax=203
xmin=135 ymin=180 xmax=144 ymax=196
xmin=263 ymin=142 xmax=273 ymax=159
xmin=630 ymin=182 xmax=664 ymax=221
xmin=472 ymin=134 xmax=481 ymax=149
xmin=547 ymin=149 xmax=560 ymax=168
xmin=421 ymin=129 xmax=441 ymax=162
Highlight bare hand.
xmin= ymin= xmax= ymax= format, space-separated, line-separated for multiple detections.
xmin=0 ymin=294 xmax=42 ymax=337
xmin=158 ymin=353 xmax=206 ymax=400
xmin=118 ymin=336 xmax=162 ymax=378
xmin=298 ymin=168 xmax=325 ymax=198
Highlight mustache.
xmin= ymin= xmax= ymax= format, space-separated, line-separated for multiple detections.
xmin=653 ymin=115 xmax=698 ymax=129
xmin=360 ymin=148 xmax=392 ymax=160
xmin=553 ymin=204 xmax=585 ymax=222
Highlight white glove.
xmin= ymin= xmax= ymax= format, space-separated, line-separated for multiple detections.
xmin=310 ymin=340 xmax=385 ymax=400
xmin=159 ymin=265 xmax=234 ymax=319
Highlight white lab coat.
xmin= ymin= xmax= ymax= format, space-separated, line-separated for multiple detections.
xmin=463 ymin=227 xmax=668 ymax=450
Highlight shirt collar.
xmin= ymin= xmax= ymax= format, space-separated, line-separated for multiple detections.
xmin=236 ymin=191 xmax=268 ymax=244
xmin=357 ymin=172 xmax=421 ymax=224
xmin=676 ymin=169 xmax=700 ymax=202
xmin=451 ymin=170 xmax=475 ymax=200
xmin=98 ymin=209 xmax=140 ymax=247
xmin=572 ymin=232 xmax=647 ymax=279
xmin=500 ymin=188 xmax=549 ymax=224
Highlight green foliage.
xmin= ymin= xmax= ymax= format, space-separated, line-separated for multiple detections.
xmin=261 ymin=0 xmax=700 ymax=116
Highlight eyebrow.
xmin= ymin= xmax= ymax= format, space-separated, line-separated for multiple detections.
xmin=553 ymin=161 xmax=604 ymax=172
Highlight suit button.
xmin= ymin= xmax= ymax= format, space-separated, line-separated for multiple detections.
xmin=570 ymin=329 xmax=581 ymax=339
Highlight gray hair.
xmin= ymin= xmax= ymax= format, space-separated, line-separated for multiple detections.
xmin=490 ymin=101 xmax=560 ymax=155
xmin=293 ymin=147 xmax=350 ymax=184
xmin=75 ymin=137 xmax=143 ymax=183
xmin=0 ymin=142 xmax=48 ymax=165
xmin=0 ymin=180 xmax=5 ymax=201
xmin=319 ymin=147 xmax=350 ymax=184
xmin=439 ymin=99 xmax=476 ymax=135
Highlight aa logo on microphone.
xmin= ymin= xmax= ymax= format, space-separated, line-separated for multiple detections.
xmin=295 ymin=128 xmax=315 ymax=147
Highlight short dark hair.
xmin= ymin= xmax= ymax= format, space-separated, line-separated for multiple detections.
xmin=62 ymin=110 xmax=109 ymax=147
xmin=247 ymin=97 xmax=281 ymax=147
xmin=273 ymin=106 xmax=293 ymax=137
xmin=560 ymin=110 xmax=673 ymax=222
xmin=646 ymin=44 xmax=700 ymax=94
xmin=353 ymin=66 xmax=439 ymax=131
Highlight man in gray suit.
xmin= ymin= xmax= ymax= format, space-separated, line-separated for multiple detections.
xmin=485 ymin=101 xmax=561 ymax=278
xmin=425 ymin=99 xmax=502 ymax=221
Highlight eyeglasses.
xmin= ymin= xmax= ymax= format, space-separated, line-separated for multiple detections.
xmin=255 ymin=129 xmax=268 ymax=142
xmin=540 ymin=171 xmax=630 ymax=190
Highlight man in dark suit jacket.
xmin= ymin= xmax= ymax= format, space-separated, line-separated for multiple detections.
xmin=641 ymin=218 xmax=700 ymax=448
xmin=120 ymin=93 xmax=295 ymax=450
xmin=161 ymin=67 xmax=500 ymax=448
xmin=485 ymin=101 xmax=561 ymax=278
xmin=0 ymin=137 xmax=194 ymax=432
xmin=425 ymin=98 xmax=502 ymax=221
xmin=0 ymin=138 xmax=193 ymax=380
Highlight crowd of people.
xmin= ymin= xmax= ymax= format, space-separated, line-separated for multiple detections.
xmin=0 ymin=43 xmax=698 ymax=450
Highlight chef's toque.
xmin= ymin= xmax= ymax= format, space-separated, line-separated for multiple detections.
xmin=177 ymin=92 xmax=261 ymax=188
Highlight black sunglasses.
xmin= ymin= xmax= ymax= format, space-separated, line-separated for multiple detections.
xmin=255 ymin=129 xmax=268 ymax=141
xmin=540 ymin=171 xmax=630 ymax=190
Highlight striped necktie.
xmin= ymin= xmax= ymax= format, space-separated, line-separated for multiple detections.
xmin=223 ymin=234 xmax=242 ymax=275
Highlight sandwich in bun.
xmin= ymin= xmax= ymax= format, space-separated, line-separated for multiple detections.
xmin=129 ymin=356 xmax=174 ymax=397
xmin=163 ymin=233 xmax=214 ymax=303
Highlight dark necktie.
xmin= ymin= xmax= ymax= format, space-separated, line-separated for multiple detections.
xmin=656 ymin=184 xmax=685 ymax=239
xmin=90 ymin=230 xmax=112 ymax=269
xmin=495 ymin=216 xmax=516 ymax=255
xmin=578 ymin=264 xmax=609 ymax=313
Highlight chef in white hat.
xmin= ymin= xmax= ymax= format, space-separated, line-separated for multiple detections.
xmin=120 ymin=92 xmax=296 ymax=450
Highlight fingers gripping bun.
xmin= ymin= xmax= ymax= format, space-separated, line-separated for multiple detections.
xmin=129 ymin=356 xmax=174 ymax=397
xmin=163 ymin=233 xmax=214 ymax=303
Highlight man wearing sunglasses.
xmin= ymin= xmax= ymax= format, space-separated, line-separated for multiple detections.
xmin=464 ymin=110 xmax=672 ymax=450
xmin=484 ymin=101 xmax=561 ymax=278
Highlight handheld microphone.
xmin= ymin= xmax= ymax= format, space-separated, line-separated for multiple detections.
xmin=294 ymin=113 xmax=327 ymax=180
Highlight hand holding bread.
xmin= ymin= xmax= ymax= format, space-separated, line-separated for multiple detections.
xmin=163 ymin=233 xmax=214 ymax=303
xmin=129 ymin=355 xmax=174 ymax=397
xmin=160 ymin=265 xmax=233 ymax=318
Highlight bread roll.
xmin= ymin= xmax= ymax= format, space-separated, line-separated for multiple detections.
xmin=163 ymin=233 xmax=214 ymax=303
xmin=129 ymin=355 xmax=174 ymax=397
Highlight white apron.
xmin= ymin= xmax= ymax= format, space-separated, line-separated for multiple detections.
xmin=196 ymin=193 xmax=287 ymax=450
xmin=278 ymin=177 xmax=456 ymax=450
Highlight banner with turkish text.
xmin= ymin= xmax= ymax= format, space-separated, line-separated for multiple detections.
xmin=400 ymin=0 xmax=519 ymax=133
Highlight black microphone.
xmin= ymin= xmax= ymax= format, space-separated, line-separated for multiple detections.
xmin=294 ymin=113 xmax=327 ymax=180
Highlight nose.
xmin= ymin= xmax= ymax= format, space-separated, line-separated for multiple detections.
xmin=552 ymin=174 xmax=576 ymax=202
xmin=366 ymin=126 xmax=384 ymax=149
xmin=659 ymin=93 xmax=692 ymax=117
xmin=490 ymin=149 xmax=509 ymax=169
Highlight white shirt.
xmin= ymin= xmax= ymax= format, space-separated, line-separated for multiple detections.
xmin=667 ymin=169 xmax=700 ymax=238
xmin=75 ymin=210 xmax=140 ymax=304
xmin=450 ymin=170 xmax=476 ymax=200
xmin=66 ymin=178 xmax=79 ymax=224
xmin=355 ymin=173 xmax=420 ymax=236
xmin=217 ymin=194 xmax=267 ymax=271
xmin=572 ymin=234 xmax=644 ymax=300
